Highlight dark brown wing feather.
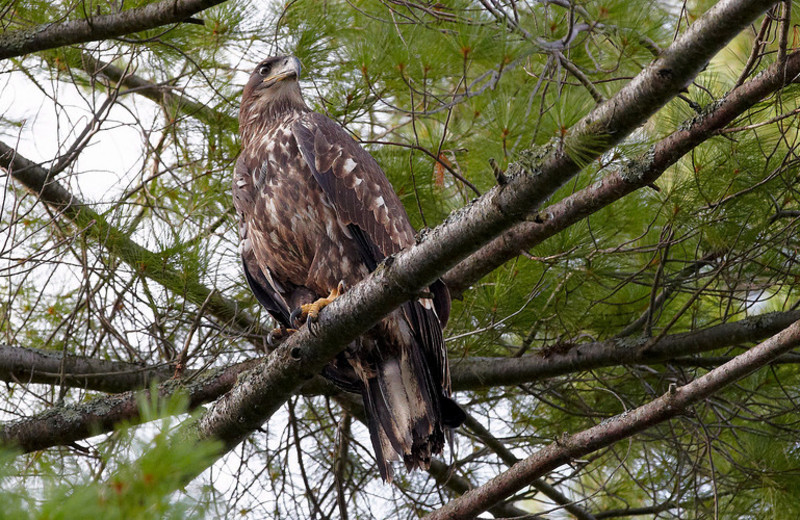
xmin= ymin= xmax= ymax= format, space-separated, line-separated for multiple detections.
xmin=233 ymin=160 xmax=292 ymax=327
xmin=292 ymin=113 xmax=415 ymax=259
xmin=292 ymin=112 xmax=452 ymax=381
xmin=292 ymin=113 xmax=451 ymax=325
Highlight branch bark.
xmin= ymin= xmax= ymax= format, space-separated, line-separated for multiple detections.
xmin=0 ymin=343 xmax=173 ymax=394
xmin=451 ymin=310 xmax=800 ymax=389
xmin=463 ymin=414 xmax=597 ymax=520
xmin=1 ymin=309 xmax=795 ymax=453
xmin=424 ymin=319 xmax=800 ymax=520
xmin=0 ymin=0 xmax=227 ymax=61
xmin=0 ymin=359 xmax=259 ymax=452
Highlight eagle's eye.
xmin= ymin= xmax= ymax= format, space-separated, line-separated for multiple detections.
xmin=258 ymin=64 xmax=271 ymax=76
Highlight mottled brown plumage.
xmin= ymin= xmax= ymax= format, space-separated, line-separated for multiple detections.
xmin=233 ymin=56 xmax=464 ymax=481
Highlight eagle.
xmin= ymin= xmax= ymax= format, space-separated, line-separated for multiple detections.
xmin=233 ymin=55 xmax=465 ymax=481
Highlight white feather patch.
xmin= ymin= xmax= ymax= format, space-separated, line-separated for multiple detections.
xmin=382 ymin=359 xmax=414 ymax=447
xmin=343 ymin=157 xmax=358 ymax=173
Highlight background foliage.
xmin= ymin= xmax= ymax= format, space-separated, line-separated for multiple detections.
xmin=1 ymin=0 xmax=800 ymax=518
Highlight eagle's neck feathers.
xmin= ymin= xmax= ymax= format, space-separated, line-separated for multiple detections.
xmin=239 ymin=82 xmax=308 ymax=147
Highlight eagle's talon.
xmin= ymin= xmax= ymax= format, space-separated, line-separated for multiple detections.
xmin=290 ymin=307 xmax=305 ymax=328
xmin=292 ymin=283 xmax=345 ymax=328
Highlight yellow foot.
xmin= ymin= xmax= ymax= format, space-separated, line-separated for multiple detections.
xmin=291 ymin=281 xmax=345 ymax=326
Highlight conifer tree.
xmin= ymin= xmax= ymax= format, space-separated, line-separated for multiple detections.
xmin=1 ymin=0 xmax=800 ymax=518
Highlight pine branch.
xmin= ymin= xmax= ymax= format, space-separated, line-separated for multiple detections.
xmin=77 ymin=45 xmax=800 ymax=313
xmin=427 ymin=459 xmax=529 ymax=518
xmin=78 ymin=53 xmax=229 ymax=128
xmin=0 ymin=358 xmax=259 ymax=453
xmin=444 ymin=47 xmax=800 ymax=298
xmin=0 ymin=0 xmax=775 ymax=462
xmin=0 ymin=0 xmax=227 ymax=61
xmin=451 ymin=310 xmax=800 ymax=389
xmin=0 ymin=141 xmax=265 ymax=338
xmin=462 ymin=414 xmax=597 ymax=520
xmin=0 ymin=343 xmax=173 ymax=394
xmin=1 ymin=309 xmax=797 ymax=453
xmin=424 ymin=319 xmax=800 ymax=520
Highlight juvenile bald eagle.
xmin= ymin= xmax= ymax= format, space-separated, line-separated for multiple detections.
xmin=233 ymin=56 xmax=465 ymax=481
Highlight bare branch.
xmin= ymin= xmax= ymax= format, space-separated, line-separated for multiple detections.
xmin=0 ymin=343 xmax=173 ymax=394
xmin=0 ymin=141 xmax=265 ymax=337
xmin=0 ymin=0 xmax=227 ymax=61
xmin=452 ymin=310 xmax=800 ymax=389
xmin=463 ymin=414 xmax=598 ymax=520
xmin=0 ymin=359 xmax=259 ymax=453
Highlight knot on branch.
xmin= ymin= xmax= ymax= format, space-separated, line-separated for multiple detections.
xmin=619 ymin=146 xmax=656 ymax=184
xmin=505 ymin=139 xmax=557 ymax=179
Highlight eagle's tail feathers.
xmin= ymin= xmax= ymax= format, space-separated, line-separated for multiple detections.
xmin=363 ymin=349 xmax=445 ymax=480
xmin=362 ymin=378 xmax=397 ymax=483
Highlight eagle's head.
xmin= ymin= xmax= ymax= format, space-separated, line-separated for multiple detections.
xmin=239 ymin=55 xmax=307 ymax=131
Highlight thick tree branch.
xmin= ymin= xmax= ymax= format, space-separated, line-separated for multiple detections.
xmin=451 ymin=310 xmax=800 ymax=389
xmin=424 ymin=319 xmax=800 ymax=520
xmin=463 ymin=414 xmax=597 ymax=520
xmin=0 ymin=343 xmax=173 ymax=394
xmin=0 ymin=359 xmax=259 ymax=453
xmin=2 ymin=309 xmax=795 ymax=453
xmin=444 ymin=48 xmax=800 ymax=298
xmin=0 ymin=0 xmax=227 ymax=61
xmin=426 ymin=459 xmax=529 ymax=518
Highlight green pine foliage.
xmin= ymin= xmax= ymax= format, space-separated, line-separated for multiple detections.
xmin=2 ymin=0 xmax=800 ymax=517
xmin=0 ymin=393 xmax=219 ymax=519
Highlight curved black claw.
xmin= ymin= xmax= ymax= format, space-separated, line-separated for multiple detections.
xmin=290 ymin=307 xmax=304 ymax=328
xmin=267 ymin=329 xmax=283 ymax=348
